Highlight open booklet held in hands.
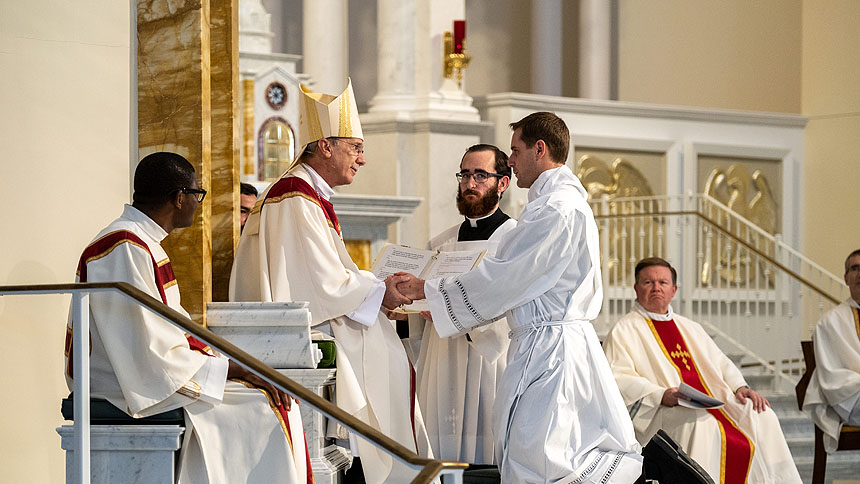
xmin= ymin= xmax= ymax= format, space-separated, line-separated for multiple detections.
xmin=677 ymin=382 xmax=725 ymax=409
xmin=370 ymin=243 xmax=486 ymax=314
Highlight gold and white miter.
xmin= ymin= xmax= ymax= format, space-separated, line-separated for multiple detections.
xmin=298 ymin=78 xmax=363 ymax=149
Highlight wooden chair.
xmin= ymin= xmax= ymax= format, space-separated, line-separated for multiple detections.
xmin=795 ymin=340 xmax=860 ymax=484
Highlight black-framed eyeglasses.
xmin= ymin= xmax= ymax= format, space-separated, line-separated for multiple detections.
xmin=175 ymin=187 xmax=207 ymax=203
xmin=331 ymin=138 xmax=365 ymax=156
xmin=455 ymin=171 xmax=504 ymax=184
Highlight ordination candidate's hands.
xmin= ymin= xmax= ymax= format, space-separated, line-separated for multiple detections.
xmin=382 ymin=275 xmax=413 ymax=310
xmin=735 ymin=385 xmax=769 ymax=413
xmin=228 ymin=360 xmax=296 ymax=410
xmin=390 ymin=272 xmax=427 ymax=301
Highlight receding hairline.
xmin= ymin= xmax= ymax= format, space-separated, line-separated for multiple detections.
xmin=845 ymin=249 xmax=860 ymax=274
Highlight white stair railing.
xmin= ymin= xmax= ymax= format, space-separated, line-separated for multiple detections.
xmin=591 ymin=194 xmax=847 ymax=387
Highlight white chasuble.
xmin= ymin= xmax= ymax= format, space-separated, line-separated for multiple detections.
xmin=414 ymin=214 xmax=516 ymax=464
xmin=804 ymin=300 xmax=860 ymax=451
xmin=65 ymin=205 xmax=308 ymax=484
xmin=603 ymin=307 xmax=801 ymax=484
xmin=230 ymin=163 xmax=433 ymax=484
xmin=424 ymin=166 xmax=643 ymax=484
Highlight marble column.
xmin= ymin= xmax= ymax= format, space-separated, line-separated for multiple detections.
xmin=210 ymin=0 xmax=240 ymax=303
xmin=368 ymin=0 xmax=416 ymax=111
xmin=579 ymin=0 xmax=611 ymax=100
xmin=531 ymin=0 xmax=562 ymax=96
xmin=138 ymin=0 xmax=213 ymax=323
xmin=368 ymin=0 xmax=476 ymax=117
xmin=303 ymin=0 xmax=348 ymax=93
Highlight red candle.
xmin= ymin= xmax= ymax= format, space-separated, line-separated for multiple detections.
xmin=453 ymin=20 xmax=466 ymax=54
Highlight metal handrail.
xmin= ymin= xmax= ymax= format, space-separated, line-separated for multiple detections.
xmin=592 ymin=210 xmax=842 ymax=305
xmin=0 ymin=282 xmax=468 ymax=484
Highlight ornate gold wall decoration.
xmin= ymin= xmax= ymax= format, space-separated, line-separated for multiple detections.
xmin=344 ymin=240 xmax=372 ymax=271
xmin=702 ymin=164 xmax=778 ymax=287
xmin=577 ymin=155 xmax=660 ymax=283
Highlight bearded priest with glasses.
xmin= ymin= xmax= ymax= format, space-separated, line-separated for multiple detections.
xmin=395 ymin=144 xmax=517 ymax=467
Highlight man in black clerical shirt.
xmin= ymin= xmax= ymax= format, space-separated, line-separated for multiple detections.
xmin=405 ymin=143 xmax=517 ymax=466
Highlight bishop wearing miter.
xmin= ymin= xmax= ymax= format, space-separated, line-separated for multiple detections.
xmin=229 ymin=79 xmax=433 ymax=484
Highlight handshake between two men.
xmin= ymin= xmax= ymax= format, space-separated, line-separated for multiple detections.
xmin=381 ymin=273 xmax=430 ymax=318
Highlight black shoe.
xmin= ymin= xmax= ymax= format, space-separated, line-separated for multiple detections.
xmin=641 ymin=430 xmax=715 ymax=484
xmin=343 ymin=457 xmax=366 ymax=484
xmin=463 ymin=464 xmax=500 ymax=484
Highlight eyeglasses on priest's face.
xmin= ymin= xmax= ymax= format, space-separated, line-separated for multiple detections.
xmin=174 ymin=187 xmax=207 ymax=203
xmin=331 ymin=138 xmax=365 ymax=156
xmin=455 ymin=171 xmax=504 ymax=184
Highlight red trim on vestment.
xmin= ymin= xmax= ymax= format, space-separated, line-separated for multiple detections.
xmin=274 ymin=402 xmax=315 ymax=484
xmin=650 ymin=318 xmax=754 ymax=484
xmin=265 ymin=176 xmax=341 ymax=235
xmin=410 ymin=361 xmax=418 ymax=451
xmin=66 ymin=230 xmax=210 ymax=379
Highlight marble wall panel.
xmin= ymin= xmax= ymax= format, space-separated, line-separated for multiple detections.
xmin=138 ymin=0 xmax=213 ymax=323
xmin=210 ymin=0 xmax=240 ymax=303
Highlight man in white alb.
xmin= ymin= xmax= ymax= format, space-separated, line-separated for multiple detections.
xmin=393 ymin=112 xmax=643 ymax=484
xmin=406 ymin=143 xmax=516 ymax=465
xmin=64 ymin=152 xmax=311 ymax=484
xmin=229 ymin=80 xmax=433 ymax=484
xmin=603 ymin=257 xmax=801 ymax=484
xmin=804 ymin=248 xmax=860 ymax=451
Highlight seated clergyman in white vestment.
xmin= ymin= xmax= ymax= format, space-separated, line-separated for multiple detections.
xmin=64 ymin=152 xmax=311 ymax=484
xmin=229 ymin=80 xmax=434 ymax=484
xmin=393 ymin=112 xmax=644 ymax=484
xmin=804 ymin=248 xmax=860 ymax=451
xmin=602 ymin=257 xmax=801 ymax=484
xmin=406 ymin=143 xmax=517 ymax=464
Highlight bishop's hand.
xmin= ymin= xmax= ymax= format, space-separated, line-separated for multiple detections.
xmin=382 ymin=275 xmax=413 ymax=310
xmin=390 ymin=272 xmax=427 ymax=301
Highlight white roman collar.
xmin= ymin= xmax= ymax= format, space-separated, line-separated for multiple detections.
xmin=466 ymin=210 xmax=495 ymax=228
xmin=302 ymin=164 xmax=335 ymax=201
xmin=634 ymin=301 xmax=675 ymax=321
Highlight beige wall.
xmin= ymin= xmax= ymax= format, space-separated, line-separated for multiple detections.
xmin=802 ymin=0 xmax=860 ymax=276
xmin=466 ymin=0 xmax=579 ymax=98
xmin=617 ymin=0 xmax=802 ymax=113
xmin=0 ymin=1 xmax=131 ymax=482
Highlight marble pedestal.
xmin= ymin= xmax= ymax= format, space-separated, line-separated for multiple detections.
xmin=57 ymin=425 xmax=183 ymax=484
xmin=279 ymin=368 xmax=350 ymax=484
xmin=207 ymin=301 xmax=322 ymax=368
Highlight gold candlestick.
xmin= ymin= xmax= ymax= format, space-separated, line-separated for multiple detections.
xmin=443 ymin=31 xmax=472 ymax=88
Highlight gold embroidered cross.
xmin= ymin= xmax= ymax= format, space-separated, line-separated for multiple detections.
xmin=670 ymin=344 xmax=692 ymax=371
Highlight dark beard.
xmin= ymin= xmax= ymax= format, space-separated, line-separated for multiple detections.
xmin=456 ymin=183 xmax=500 ymax=218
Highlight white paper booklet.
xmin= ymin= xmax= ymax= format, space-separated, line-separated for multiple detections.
xmin=370 ymin=243 xmax=485 ymax=313
xmin=677 ymin=382 xmax=725 ymax=409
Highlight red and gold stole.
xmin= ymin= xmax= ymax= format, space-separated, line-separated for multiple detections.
xmin=264 ymin=176 xmax=342 ymax=236
xmin=853 ymin=306 xmax=860 ymax=343
xmin=65 ymin=230 xmax=211 ymax=378
xmin=646 ymin=317 xmax=755 ymax=484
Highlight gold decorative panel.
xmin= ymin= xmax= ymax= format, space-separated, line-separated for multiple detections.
xmin=698 ymin=156 xmax=781 ymax=287
xmin=345 ymin=240 xmax=372 ymax=271
xmin=574 ymin=152 xmax=664 ymax=284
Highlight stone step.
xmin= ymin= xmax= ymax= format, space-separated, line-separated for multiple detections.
xmin=795 ymin=450 xmax=860 ymax=484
